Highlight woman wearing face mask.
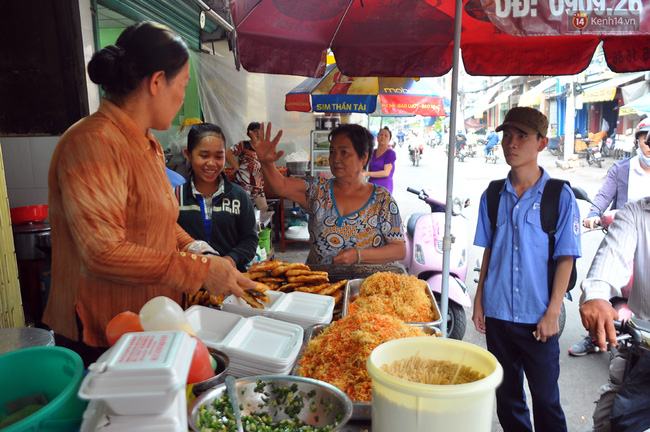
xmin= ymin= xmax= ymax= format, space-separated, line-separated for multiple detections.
xmin=582 ymin=119 xmax=650 ymax=230
xmin=175 ymin=123 xmax=258 ymax=272
xmin=568 ymin=119 xmax=650 ymax=358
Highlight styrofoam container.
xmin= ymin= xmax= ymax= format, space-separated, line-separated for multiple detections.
xmin=220 ymin=315 xmax=303 ymax=365
xmin=272 ymin=292 xmax=335 ymax=327
xmin=221 ymin=290 xmax=285 ymax=317
xmin=78 ymin=331 xmax=195 ymax=415
xmin=367 ymin=337 xmax=503 ymax=432
xmin=184 ymin=306 xmax=243 ymax=349
xmin=81 ymin=385 xmax=187 ymax=431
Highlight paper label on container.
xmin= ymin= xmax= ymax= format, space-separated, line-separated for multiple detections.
xmin=117 ymin=333 xmax=173 ymax=365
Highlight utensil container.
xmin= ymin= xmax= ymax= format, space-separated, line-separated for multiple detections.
xmin=367 ymin=337 xmax=503 ymax=432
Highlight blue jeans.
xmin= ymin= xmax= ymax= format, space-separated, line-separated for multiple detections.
xmin=486 ymin=317 xmax=567 ymax=432
xmin=485 ymin=143 xmax=497 ymax=156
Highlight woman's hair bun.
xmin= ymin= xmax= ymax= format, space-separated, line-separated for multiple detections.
xmin=88 ymin=45 xmax=125 ymax=87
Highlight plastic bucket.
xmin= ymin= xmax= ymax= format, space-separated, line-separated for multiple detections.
xmin=367 ymin=337 xmax=503 ymax=432
xmin=0 ymin=346 xmax=87 ymax=431
xmin=258 ymin=227 xmax=271 ymax=254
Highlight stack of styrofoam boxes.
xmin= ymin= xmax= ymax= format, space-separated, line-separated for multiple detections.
xmin=78 ymin=331 xmax=195 ymax=432
xmin=185 ymin=306 xmax=304 ymax=378
xmin=222 ymin=291 xmax=335 ymax=329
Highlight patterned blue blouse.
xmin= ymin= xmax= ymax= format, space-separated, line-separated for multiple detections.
xmin=302 ymin=177 xmax=405 ymax=264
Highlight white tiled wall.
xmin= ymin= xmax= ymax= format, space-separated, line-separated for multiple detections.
xmin=0 ymin=136 xmax=58 ymax=209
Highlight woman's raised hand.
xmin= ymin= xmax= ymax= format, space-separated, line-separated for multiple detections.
xmin=250 ymin=122 xmax=284 ymax=163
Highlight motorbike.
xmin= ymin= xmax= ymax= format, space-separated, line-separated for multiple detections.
xmin=467 ymin=142 xmax=477 ymax=157
xmin=485 ymin=145 xmax=499 ymax=164
xmin=401 ymin=187 xmax=471 ymax=340
xmin=408 ymin=144 xmax=422 ymax=166
xmin=455 ymin=142 xmax=468 ymax=162
xmin=608 ymin=317 xmax=650 ymax=431
xmin=584 ymin=145 xmax=603 ymax=168
xmin=427 ymin=134 xmax=441 ymax=147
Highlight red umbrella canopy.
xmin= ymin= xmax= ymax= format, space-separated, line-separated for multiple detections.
xmin=285 ymin=63 xmax=448 ymax=115
xmin=229 ymin=0 xmax=650 ymax=78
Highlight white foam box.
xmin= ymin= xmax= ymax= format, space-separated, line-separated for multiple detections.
xmin=271 ymin=291 xmax=335 ymax=327
xmin=221 ymin=289 xmax=284 ymax=318
xmin=78 ymin=331 xmax=195 ymax=416
xmin=184 ymin=305 xmax=243 ymax=349
xmin=220 ymin=315 xmax=304 ymax=365
xmin=80 ymin=387 xmax=187 ymax=432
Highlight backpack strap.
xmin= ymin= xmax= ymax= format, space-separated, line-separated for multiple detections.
xmin=486 ymin=179 xmax=506 ymax=235
xmin=540 ymin=179 xmax=577 ymax=296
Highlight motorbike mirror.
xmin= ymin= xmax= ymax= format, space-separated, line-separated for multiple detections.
xmin=571 ymin=186 xmax=592 ymax=204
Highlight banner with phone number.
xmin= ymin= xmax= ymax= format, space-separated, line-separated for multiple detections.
xmin=481 ymin=0 xmax=650 ymax=35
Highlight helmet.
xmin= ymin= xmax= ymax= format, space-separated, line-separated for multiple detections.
xmin=634 ymin=118 xmax=650 ymax=140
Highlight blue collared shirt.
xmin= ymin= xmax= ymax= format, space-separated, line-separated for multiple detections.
xmin=474 ymin=168 xmax=582 ymax=324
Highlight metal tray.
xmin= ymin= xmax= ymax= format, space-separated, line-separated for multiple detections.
xmin=293 ymin=323 xmax=439 ymax=422
xmin=342 ymin=278 xmax=442 ymax=328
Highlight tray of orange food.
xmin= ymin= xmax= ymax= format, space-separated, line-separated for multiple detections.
xmin=343 ymin=272 xmax=442 ymax=328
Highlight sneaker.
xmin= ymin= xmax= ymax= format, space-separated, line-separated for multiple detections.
xmin=568 ymin=336 xmax=599 ymax=356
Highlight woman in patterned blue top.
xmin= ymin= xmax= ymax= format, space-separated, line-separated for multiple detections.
xmin=252 ymin=123 xmax=406 ymax=264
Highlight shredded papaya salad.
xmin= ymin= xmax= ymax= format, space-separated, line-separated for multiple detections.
xmin=347 ymin=272 xmax=436 ymax=322
xmin=298 ymin=312 xmax=431 ymax=401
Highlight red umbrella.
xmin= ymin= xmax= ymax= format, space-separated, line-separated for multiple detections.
xmin=229 ymin=0 xmax=650 ymax=78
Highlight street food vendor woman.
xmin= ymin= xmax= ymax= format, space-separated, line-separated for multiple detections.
xmin=42 ymin=22 xmax=254 ymax=355
xmin=252 ymin=123 xmax=406 ymax=265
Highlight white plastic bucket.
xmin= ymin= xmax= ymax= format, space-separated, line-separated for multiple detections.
xmin=367 ymin=337 xmax=503 ymax=432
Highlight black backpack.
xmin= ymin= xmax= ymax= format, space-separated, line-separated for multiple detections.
xmin=486 ymin=178 xmax=577 ymax=296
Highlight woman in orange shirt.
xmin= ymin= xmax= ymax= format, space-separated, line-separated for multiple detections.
xmin=43 ymin=22 xmax=253 ymax=360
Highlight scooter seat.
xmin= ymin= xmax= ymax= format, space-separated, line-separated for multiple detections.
xmin=407 ymin=213 xmax=430 ymax=238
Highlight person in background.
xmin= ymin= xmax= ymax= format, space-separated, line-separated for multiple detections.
xmin=226 ymin=122 xmax=268 ymax=211
xmin=473 ymin=107 xmax=581 ymax=432
xmin=484 ymin=127 xmax=500 ymax=156
xmin=175 ymin=123 xmax=258 ymax=272
xmin=166 ymin=167 xmax=185 ymax=187
xmin=568 ymin=118 xmax=650 ymax=357
xmin=579 ymin=197 xmax=650 ymax=432
xmin=363 ymin=126 xmax=397 ymax=193
xmin=43 ymin=22 xmax=252 ymax=361
xmin=253 ymin=123 xmax=406 ymax=265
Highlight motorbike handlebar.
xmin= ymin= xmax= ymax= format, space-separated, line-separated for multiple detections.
xmin=614 ymin=318 xmax=648 ymax=347
xmin=406 ymin=187 xmax=420 ymax=195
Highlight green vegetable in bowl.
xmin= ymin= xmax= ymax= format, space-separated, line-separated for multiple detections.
xmin=196 ymin=380 xmax=342 ymax=432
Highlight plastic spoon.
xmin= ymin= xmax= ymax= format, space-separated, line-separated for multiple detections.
xmin=225 ymin=375 xmax=244 ymax=432
xmin=139 ymin=296 xmax=196 ymax=336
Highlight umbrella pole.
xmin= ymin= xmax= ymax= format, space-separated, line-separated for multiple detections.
xmin=439 ymin=0 xmax=464 ymax=338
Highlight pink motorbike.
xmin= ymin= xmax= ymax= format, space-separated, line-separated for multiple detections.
xmin=400 ymin=187 xmax=472 ymax=339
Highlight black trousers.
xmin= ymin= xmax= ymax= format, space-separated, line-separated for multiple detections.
xmin=486 ymin=317 xmax=567 ymax=432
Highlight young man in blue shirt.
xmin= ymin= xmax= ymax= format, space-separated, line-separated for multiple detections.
xmin=473 ymin=107 xmax=582 ymax=432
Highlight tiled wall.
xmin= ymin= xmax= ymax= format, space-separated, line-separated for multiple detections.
xmin=0 ymin=136 xmax=58 ymax=208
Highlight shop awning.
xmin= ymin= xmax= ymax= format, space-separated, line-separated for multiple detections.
xmin=582 ymin=72 xmax=646 ymax=104
xmin=518 ymin=78 xmax=558 ymax=107
xmin=620 ymin=92 xmax=650 ymax=117
xmin=465 ymin=88 xmax=514 ymax=119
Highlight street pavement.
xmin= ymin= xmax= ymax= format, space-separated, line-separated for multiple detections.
xmin=276 ymin=141 xmax=618 ymax=431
